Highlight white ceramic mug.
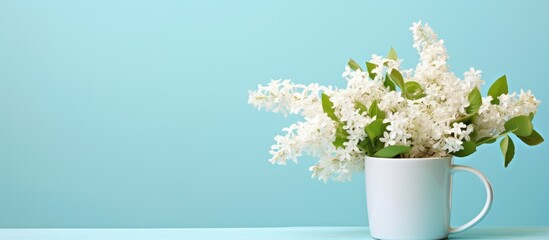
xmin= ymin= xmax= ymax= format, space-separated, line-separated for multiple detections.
xmin=365 ymin=156 xmax=493 ymax=240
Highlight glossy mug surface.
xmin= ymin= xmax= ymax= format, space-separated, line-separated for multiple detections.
xmin=365 ymin=156 xmax=493 ymax=240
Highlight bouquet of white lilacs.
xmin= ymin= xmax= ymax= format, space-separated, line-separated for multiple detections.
xmin=248 ymin=22 xmax=543 ymax=182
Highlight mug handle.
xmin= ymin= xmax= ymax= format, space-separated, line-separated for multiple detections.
xmin=449 ymin=165 xmax=494 ymax=234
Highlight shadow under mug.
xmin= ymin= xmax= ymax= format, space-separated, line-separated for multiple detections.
xmin=365 ymin=156 xmax=493 ymax=240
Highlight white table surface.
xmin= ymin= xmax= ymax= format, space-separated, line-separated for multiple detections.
xmin=1 ymin=227 xmax=549 ymax=239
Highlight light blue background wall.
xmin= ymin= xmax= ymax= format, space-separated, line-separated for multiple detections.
xmin=0 ymin=0 xmax=548 ymax=228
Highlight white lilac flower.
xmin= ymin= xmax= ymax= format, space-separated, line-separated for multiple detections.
xmin=248 ymin=21 xmax=540 ymax=182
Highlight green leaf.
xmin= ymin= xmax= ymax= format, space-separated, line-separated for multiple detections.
xmin=333 ymin=138 xmax=345 ymax=148
xmin=367 ymin=101 xmax=377 ymax=118
xmin=476 ymin=136 xmax=497 ymax=145
xmin=529 ymin=112 xmax=534 ymax=121
xmin=348 ymin=58 xmax=362 ymax=71
xmin=388 ymin=69 xmax=405 ymax=90
xmin=321 ymin=93 xmax=339 ymax=122
xmin=358 ymin=138 xmax=374 ymax=155
xmin=500 ymin=135 xmax=515 ymax=167
xmin=387 ymin=47 xmax=398 ymax=60
xmin=517 ymin=129 xmax=544 ymax=146
xmin=488 ymin=75 xmax=508 ymax=105
xmin=332 ymin=123 xmax=349 ymax=148
xmin=451 ymin=114 xmax=474 ymax=125
xmin=404 ymin=81 xmax=421 ymax=93
xmin=365 ymin=119 xmax=388 ymax=143
xmin=469 ymin=130 xmax=478 ymax=141
xmin=366 ymin=62 xmax=377 ymax=79
xmin=404 ymin=81 xmax=426 ymax=100
xmin=368 ymin=100 xmax=385 ymax=119
xmin=373 ymin=141 xmax=385 ymax=153
xmin=465 ymin=88 xmax=482 ymax=115
xmin=384 ymin=73 xmax=396 ymax=91
xmin=373 ymin=145 xmax=412 ymax=158
xmin=504 ymin=115 xmax=533 ymax=137
xmin=354 ymin=101 xmax=368 ymax=114
xmin=452 ymin=141 xmax=477 ymax=157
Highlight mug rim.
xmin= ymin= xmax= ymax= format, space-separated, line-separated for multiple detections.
xmin=365 ymin=155 xmax=453 ymax=161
